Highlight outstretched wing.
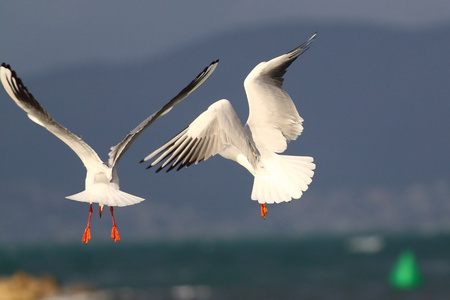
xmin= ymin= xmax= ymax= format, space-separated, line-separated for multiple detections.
xmin=108 ymin=60 xmax=219 ymax=168
xmin=0 ymin=63 xmax=105 ymax=172
xmin=244 ymin=33 xmax=316 ymax=153
xmin=141 ymin=99 xmax=257 ymax=172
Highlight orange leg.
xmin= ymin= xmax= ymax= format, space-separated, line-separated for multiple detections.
xmin=82 ymin=204 xmax=93 ymax=244
xmin=110 ymin=207 xmax=121 ymax=242
xmin=260 ymin=204 xmax=268 ymax=219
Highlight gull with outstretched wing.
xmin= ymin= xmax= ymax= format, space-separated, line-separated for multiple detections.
xmin=1 ymin=60 xmax=218 ymax=243
xmin=142 ymin=34 xmax=316 ymax=219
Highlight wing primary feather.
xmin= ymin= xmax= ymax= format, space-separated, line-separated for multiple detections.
xmin=141 ymin=127 xmax=188 ymax=166
xmin=166 ymin=137 xmax=198 ymax=170
xmin=108 ymin=59 xmax=219 ymax=168
xmin=176 ymin=161 xmax=188 ymax=171
xmin=147 ymin=140 xmax=181 ymax=169
xmin=165 ymin=137 xmax=200 ymax=172
xmin=180 ymin=138 xmax=201 ymax=166
xmin=195 ymin=137 xmax=210 ymax=163
xmin=175 ymin=138 xmax=202 ymax=171
xmin=162 ymin=136 xmax=195 ymax=170
xmin=192 ymin=138 xmax=206 ymax=164
xmin=269 ymin=32 xmax=318 ymax=84
xmin=1 ymin=63 xmax=50 ymax=120
xmin=187 ymin=158 xmax=202 ymax=167
xmin=287 ymin=32 xmax=317 ymax=59
xmin=146 ymin=136 xmax=187 ymax=169
xmin=186 ymin=138 xmax=208 ymax=167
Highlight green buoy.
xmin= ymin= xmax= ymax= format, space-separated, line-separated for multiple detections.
xmin=389 ymin=249 xmax=422 ymax=289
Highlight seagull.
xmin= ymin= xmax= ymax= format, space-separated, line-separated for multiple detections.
xmin=1 ymin=60 xmax=218 ymax=243
xmin=141 ymin=34 xmax=317 ymax=219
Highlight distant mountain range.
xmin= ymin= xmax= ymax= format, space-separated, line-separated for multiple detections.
xmin=1 ymin=22 xmax=449 ymax=242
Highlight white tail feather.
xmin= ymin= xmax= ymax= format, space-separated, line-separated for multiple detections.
xmin=251 ymin=154 xmax=315 ymax=204
xmin=66 ymin=184 xmax=145 ymax=207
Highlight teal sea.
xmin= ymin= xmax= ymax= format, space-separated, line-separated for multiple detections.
xmin=1 ymin=234 xmax=450 ymax=300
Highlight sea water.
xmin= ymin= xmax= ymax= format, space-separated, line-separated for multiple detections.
xmin=0 ymin=233 xmax=449 ymax=300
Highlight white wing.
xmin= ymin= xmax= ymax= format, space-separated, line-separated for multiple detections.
xmin=244 ymin=33 xmax=316 ymax=153
xmin=0 ymin=63 xmax=105 ymax=172
xmin=108 ymin=60 xmax=219 ymax=168
xmin=142 ymin=99 xmax=257 ymax=172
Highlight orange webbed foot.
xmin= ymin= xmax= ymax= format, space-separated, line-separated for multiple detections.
xmin=82 ymin=204 xmax=93 ymax=244
xmin=260 ymin=204 xmax=268 ymax=219
xmin=111 ymin=225 xmax=121 ymax=242
xmin=110 ymin=206 xmax=121 ymax=242
xmin=82 ymin=227 xmax=91 ymax=244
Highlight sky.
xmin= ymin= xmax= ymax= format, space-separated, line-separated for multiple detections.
xmin=2 ymin=1 xmax=450 ymax=76
xmin=0 ymin=1 xmax=449 ymax=241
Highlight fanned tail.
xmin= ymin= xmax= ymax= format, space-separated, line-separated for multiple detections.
xmin=66 ymin=186 xmax=145 ymax=207
xmin=251 ymin=154 xmax=315 ymax=204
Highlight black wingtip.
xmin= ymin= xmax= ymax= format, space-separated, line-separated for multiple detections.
xmin=2 ymin=64 xmax=24 ymax=86
xmin=308 ymin=32 xmax=318 ymax=44
xmin=1 ymin=63 xmax=15 ymax=77
xmin=204 ymin=59 xmax=219 ymax=71
xmin=1 ymin=63 xmax=39 ymax=105
xmin=286 ymin=32 xmax=318 ymax=59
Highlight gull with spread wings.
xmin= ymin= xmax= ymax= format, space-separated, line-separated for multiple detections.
xmin=142 ymin=34 xmax=316 ymax=219
xmin=1 ymin=60 xmax=218 ymax=243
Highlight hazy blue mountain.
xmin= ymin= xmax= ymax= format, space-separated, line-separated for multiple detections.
xmin=1 ymin=22 xmax=449 ymax=242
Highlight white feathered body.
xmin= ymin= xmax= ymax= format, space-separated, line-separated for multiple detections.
xmin=221 ymin=140 xmax=315 ymax=204
xmin=250 ymin=150 xmax=315 ymax=204
xmin=65 ymin=166 xmax=144 ymax=207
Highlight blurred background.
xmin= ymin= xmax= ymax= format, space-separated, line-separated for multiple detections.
xmin=0 ymin=1 xmax=449 ymax=299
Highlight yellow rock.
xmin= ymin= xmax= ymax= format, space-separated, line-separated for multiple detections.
xmin=0 ymin=271 xmax=59 ymax=300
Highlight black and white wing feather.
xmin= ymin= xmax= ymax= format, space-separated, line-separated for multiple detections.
xmin=0 ymin=63 xmax=105 ymax=172
xmin=244 ymin=33 xmax=316 ymax=153
xmin=107 ymin=60 xmax=219 ymax=168
xmin=141 ymin=99 xmax=257 ymax=172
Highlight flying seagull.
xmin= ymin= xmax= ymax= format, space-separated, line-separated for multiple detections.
xmin=0 ymin=60 xmax=218 ymax=243
xmin=142 ymin=34 xmax=316 ymax=219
